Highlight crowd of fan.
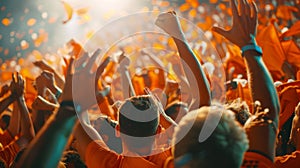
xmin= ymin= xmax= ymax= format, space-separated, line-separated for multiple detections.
xmin=1 ymin=0 xmax=300 ymax=167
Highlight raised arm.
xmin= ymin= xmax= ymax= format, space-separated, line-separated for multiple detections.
xmin=16 ymin=50 xmax=109 ymax=168
xmin=155 ymin=12 xmax=211 ymax=109
xmin=213 ymin=0 xmax=280 ymax=161
xmin=10 ymin=73 xmax=35 ymax=149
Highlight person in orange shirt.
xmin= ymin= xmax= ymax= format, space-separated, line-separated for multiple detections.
xmin=275 ymin=102 xmax=300 ymax=167
xmin=213 ymin=0 xmax=280 ymax=167
xmin=73 ymin=95 xmax=172 ymax=168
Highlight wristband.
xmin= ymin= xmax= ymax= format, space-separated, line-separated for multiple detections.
xmin=241 ymin=44 xmax=263 ymax=56
xmin=55 ymin=89 xmax=62 ymax=99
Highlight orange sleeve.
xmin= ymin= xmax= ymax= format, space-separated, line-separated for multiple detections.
xmin=275 ymin=151 xmax=300 ymax=168
xmin=85 ymin=140 xmax=122 ymax=168
xmin=242 ymin=152 xmax=276 ymax=168
xmin=279 ymin=86 xmax=300 ymax=129
xmin=0 ymin=141 xmax=20 ymax=166
xmin=0 ymin=130 xmax=14 ymax=147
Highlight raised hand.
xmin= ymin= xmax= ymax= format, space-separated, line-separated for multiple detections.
xmin=155 ymin=11 xmax=185 ymax=40
xmin=212 ymin=0 xmax=258 ymax=48
xmin=61 ymin=49 xmax=111 ymax=112
xmin=10 ymin=72 xmax=25 ymax=99
xmin=35 ymin=71 xmax=56 ymax=95
xmin=33 ymin=60 xmax=55 ymax=73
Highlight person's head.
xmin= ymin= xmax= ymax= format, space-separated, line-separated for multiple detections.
xmin=173 ymin=105 xmax=249 ymax=168
xmin=117 ymin=95 xmax=159 ymax=154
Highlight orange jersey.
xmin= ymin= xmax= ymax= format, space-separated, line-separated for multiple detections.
xmin=242 ymin=151 xmax=276 ymax=168
xmin=85 ymin=140 xmax=173 ymax=168
xmin=275 ymin=150 xmax=300 ymax=168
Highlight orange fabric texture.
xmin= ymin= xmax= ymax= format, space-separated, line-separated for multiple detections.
xmin=85 ymin=140 xmax=172 ymax=168
xmin=279 ymin=86 xmax=300 ymax=129
xmin=275 ymin=150 xmax=300 ymax=168
xmin=281 ymin=40 xmax=300 ymax=69
xmin=256 ymin=23 xmax=286 ymax=80
xmin=242 ymin=151 xmax=276 ymax=168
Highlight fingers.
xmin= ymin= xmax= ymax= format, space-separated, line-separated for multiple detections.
xmin=244 ymin=0 xmax=251 ymax=16
xmin=12 ymin=73 xmax=16 ymax=83
xmin=230 ymin=0 xmax=239 ymax=17
xmin=96 ymin=57 xmax=110 ymax=80
xmin=74 ymin=51 xmax=89 ymax=70
xmin=211 ymin=26 xmax=230 ymax=39
xmin=67 ymin=57 xmax=75 ymax=77
xmin=239 ymin=0 xmax=246 ymax=16
xmin=86 ymin=49 xmax=101 ymax=71
xmin=41 ymin=71 xmax=54 ymax=80
xmin=251 ymin=0 xmax=258 ymax=21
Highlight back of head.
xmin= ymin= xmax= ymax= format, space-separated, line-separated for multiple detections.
xmin=118 ymin=95 xmax=159 ymax=152
xmin=173 ymin=105 xmax=249 ymax=168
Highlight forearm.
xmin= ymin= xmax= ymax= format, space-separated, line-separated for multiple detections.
xmin=54 ymin=72 xmax=65 ymax=89
xmin=17 ymin=97 xmax=35 ymax=139
xmin=74 ymin=121 xmax=103 ymax=161
xmin=7 ymin=101 xmax=20 ymax=138
xmin=173 ymin=37 xmax=211 ymax=107
xmin=17 ymin=107 xmax=77 ymax=168
xmin=0 ymin=95 xmax=14 ymax=114
xmin=244 ymin=52 xmax=280 ymax=122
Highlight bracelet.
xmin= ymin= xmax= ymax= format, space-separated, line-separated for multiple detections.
xmin=55 ymin=89 xmax=62 ymax=99
xmin=241 ymin=44 xmax=263 ymax=56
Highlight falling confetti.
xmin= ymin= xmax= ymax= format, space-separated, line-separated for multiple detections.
xmin=2 ymin=18 xmax=12 ymax=26
xmin=27 ymin=18 xmax=37 ymax=26
xmin=62 ymin=1 xmax=73 ymax=24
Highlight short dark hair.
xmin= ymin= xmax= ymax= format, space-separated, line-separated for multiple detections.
xmin=118 ymin=95 xmax=159 ymax=149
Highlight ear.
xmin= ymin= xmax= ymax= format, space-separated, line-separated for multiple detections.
xmin=115 ymin=124 xmax=120 ymax=137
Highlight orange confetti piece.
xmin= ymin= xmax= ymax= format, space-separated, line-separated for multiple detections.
xmin=187 ymin=0 xmax=199 ymax=8
xmin=0 ymin=72 xmax=12 ymax=81
xmin=219 ymin=3 xmax=227 ymax=11
xmin=4 ymin=49 xmax=9 ymax=55
xmin=32 ymin=50 xmax=43 ymax=60
xmin=179 ymin=3 xmax=191 ymax=12
xmin=189 ymin=9 xmax=197 ymax=18
xmin=153 ymin=43 xmax=165 ymax=49
xmin=76 ymin=7 xmax=89 ymax=15
xmin=48 ymin=17 xmax=57 ymax=23
xmin=86 ymin=30 xmax=94 ymax=39
xmin=62 ymin=1 xmax=73 ymax=24
xmin=2 ymin=18 xmax=11 ymax=26
xmin=18 ymin=58 xmax=25 ymax=65
xmin=209 ymin=0 xmax=218 ymax=4
xmin=160 ymin=1 xmax=170 ymax=7
xmin=27 ymin=18 xmax=36 ymax=26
